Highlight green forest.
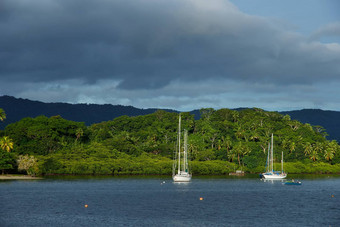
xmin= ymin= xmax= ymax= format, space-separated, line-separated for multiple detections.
xmin=1 ymin=107 xmax=340 ymax=176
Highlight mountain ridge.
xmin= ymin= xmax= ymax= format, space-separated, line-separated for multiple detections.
xmin=0 ymin=95 xmax=179 ymax=127
xmin=281 ymin=109 xmax=340 ymax=142
xmin=1 ymin=95 xmax=339 ymax=141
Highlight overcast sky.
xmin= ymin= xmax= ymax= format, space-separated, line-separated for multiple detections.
xmin=1 ymin=0 xmax=340 ymax=111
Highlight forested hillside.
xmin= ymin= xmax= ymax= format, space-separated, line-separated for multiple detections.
xmin=1 ymin=96 xmax=340 ymax=143
xmin=1 ymin=108 xmax=340 ymax=176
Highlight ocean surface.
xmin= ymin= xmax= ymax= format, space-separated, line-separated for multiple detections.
xmin=1 ymin=175 xmax=339 ymax=227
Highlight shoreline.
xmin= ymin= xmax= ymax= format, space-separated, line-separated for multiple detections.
xmin=0 ymin=174 xmax=43 ymax=180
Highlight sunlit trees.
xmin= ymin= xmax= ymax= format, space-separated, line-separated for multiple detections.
xmin=17 ymin=155 xmax=38 ymax=176
xmin=303 ymin=142 xmax=313 ymax=157
xmin=0 ymin=136 xmax=13 ymax=153
xmin=0 ymin=108 xmax=6 ymax=122
xmin=0 ymin=109 xmax=15 ymax=174
xmin=309 ymin=142 xmax=323 ymax=162
xmin=309 ymin=149 xmax=319 ymax=162
xmin=0 ymin=136 xmax=14 ymax=174
xmin=324 ymin=140 xmax=338 ymax=162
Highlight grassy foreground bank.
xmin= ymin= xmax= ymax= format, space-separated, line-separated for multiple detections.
xmin=32 ymin=154 xmax=340 ymax=176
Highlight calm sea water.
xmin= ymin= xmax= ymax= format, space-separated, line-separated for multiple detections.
xmin=1 ymin=175 xmax=339 ymax=227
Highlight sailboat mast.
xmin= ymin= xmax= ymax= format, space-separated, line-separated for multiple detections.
xmin=271 ymin=133 xmax=274 ymax=173
xmin=178 ymin=114 xmax=181 ymax=174
xmin=281 ymin=151 xmax=284 ymax=173
xmin=266 ymin=142 xmax=270 ymax=172
xmin=184 ymin=129 xmax=188 ymax=172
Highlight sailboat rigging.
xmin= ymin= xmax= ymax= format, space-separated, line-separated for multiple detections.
xmin=261 ymin=134 xmax=287 ymax=179
xmin=173 ymin=114 xmax=192 ymax=182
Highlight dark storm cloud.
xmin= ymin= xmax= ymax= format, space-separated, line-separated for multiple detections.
xmin=1 ymin=0 xmax=340 ymax=91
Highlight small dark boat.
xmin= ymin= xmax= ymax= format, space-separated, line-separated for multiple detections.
xmin=284 ymin=180 xmax=302 ymax=185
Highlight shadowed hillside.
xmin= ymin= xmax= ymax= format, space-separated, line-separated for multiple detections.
xmin=1 ymin=96 xmax=339 ymax=141
xmin=281 ymin=109 xmax=340 ymax=142
xmin=0 ymin=96 xmax=177 ymax=128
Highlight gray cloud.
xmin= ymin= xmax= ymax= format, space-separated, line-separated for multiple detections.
xmin=1 ymin=0 xmax=340 ymax=110
xmin=310 ymin=22 xmax=340 ymax=42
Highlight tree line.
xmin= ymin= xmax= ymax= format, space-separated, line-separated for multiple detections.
xmin=0 ymin=107 xmax=340 ymax=176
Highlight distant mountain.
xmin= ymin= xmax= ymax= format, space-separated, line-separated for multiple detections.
xmin=0 ymin=96 xmax=179 ymax=128
xmin=1 ymin=96 xmax=339 ymax=142
xmin=281 ymin=109 xmax=340 ymax=142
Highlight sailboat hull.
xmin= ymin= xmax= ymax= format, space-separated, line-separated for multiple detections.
xmin=173 ymin=172 xmax=192 ymax=182
xmin=262 ymin=173 xmax=287 ymax=179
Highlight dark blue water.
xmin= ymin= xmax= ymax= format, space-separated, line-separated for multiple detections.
xmin=1 ymin=175 xmax=339 ymax=226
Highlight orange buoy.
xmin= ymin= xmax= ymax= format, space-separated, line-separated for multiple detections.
xmin=331 ymin=195 xmax=334 ymax=198
xmin=199 ymin=197 xmax=204 ymax=201
xmin=85 ymin=204 xmax=88 ymax=208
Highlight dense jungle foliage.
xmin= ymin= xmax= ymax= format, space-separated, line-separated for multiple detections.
xmin=1 ymin=107 xmax=340 ymax=176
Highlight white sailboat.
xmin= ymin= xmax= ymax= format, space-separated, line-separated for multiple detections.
xmin=173 ymin=114 xmax=192 ymax=182
xmin=261 ymin=134 xmax=287 ymax=179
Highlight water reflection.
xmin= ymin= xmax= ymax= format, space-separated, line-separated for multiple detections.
xmin=261 ymin=178 xmax=285 ymax=184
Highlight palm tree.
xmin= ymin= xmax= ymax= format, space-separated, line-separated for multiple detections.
xmin=309 ymin=149 xmax=319 ymax=162
xmin=250 ymin=132 xmax=260 ymax=142
xmin=231 ymin=111 xmax=239 ymax=122
xmin=224 ymin=136 xmax=232 ymax=153
xmin=324 ymin=140 xmax=338 ymax=162
xmin=281 ymin=138 xmax=290 ymax=152
xmin=0 ymin=136 xmax=14 ymax=152
xmin=309 ymin=142 xmax=323 ymax=162
xmin=75 ymin=128 xmax=84 ymax=142
xmin=0 ymin=108 xmax=6 ymax=122
xmin=303 ymin=142 xmax=313 ymax=157
xmin=232 ymin=142 xmax=250 ymax=167
xmin=283 ymin=115 xmax=291 ymax=121
xmin=304 ymin=123 xmax=313 ymax=132
xmin=289 ymin=142 xmax=296 ymax=154
xmin=235 ymin=124 xmax=245 ymax=141
xmin=188 ymin=143 xmax=198 ymax=160
xmin=288 ymin=120 xmax=300 ymax=131
xmin=324 ymin=148 xmax=334 ymax=162
xmin=209 ymin=132 xmax=218 ymax=149
xmin=314 ymin=142 xmax=324 ymax=155
xmin=227 ymin=149 xmax=236 ymax=163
